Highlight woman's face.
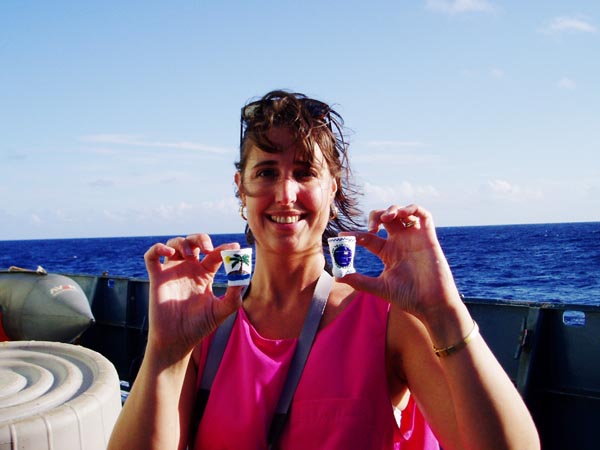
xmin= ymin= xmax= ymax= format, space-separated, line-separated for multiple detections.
xmin=236 ymin=128 xmax=337 ymax=256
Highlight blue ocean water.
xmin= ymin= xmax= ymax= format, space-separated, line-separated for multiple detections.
xmin=1 ymin=222 xmax=599 ymax=304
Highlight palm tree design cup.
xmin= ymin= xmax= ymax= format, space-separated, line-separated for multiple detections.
xmin=220 ymin=248 xmax=253 ymax=286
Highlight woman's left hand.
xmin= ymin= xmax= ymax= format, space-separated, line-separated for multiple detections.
xmin=337 ymin=204 xmax=462 ymax=321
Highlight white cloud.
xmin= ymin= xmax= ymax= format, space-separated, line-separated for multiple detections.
xmin=425 ymin=0 xmax=497 ymax=15
xmin=200 ymin=197 xmax=240 ymax=213
xmin=584 ymin=185 xmax=600 ymax=198
xmin=557 ymin=77 xmax=577 ymax=90
xmin=362 ymin=181 xmax=440 ymax=209
xmin=99 ymin=198 xmax=240 ymax=229
xmin=103 ymin=209 xmax=126 ymax=222
xmin=480 ymin=179 xmax=543 ymax=200
xmin=354 ymin=141 xmax=440 ymax=165
xmin=154 ymin=202 xmax=194 ymax=220
xmin=461 ymin=68 xmax=477 ymax=78
xmin=540 ymin=16 xmax=597 ymax=34
xmin=100 ymin=202 xmax=198 ymax=225
xmin=490 ymin=67 xmax=505 ymax=78
xmin=487 ymin=179 xmax=514 ymax=195
xmin=81 ymin=134 xmax=233 ymax=155
xmin=367 ymin=140 xmax=426 ymax=148
xmin=354 ymin=153 xmax=440 ymax=165
xmin=89 ymin=179 xmax=115 ymax=188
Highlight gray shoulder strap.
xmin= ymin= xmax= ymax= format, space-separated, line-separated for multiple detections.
xmin=199 ymin=310 xmax=238 ymax=391
xmin=190 ymin=286 xmax=246 ymax=442
xmin=273 ymin=270 xmax=332 ymax=414
xmin=267 ymin=271 xmax=333 ymax=448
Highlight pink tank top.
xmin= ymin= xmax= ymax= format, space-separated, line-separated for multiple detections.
xmin=193 ymin=292 xmax=439 ymax=449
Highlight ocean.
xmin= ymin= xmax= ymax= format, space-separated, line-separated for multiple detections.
xmin=1 ymin=222 xmax=599 ymax=305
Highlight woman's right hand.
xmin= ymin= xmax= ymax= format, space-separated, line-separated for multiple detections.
xmin=143 ymin=233 xmax=244 ymax=360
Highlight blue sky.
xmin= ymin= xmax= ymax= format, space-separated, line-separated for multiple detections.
xmin=1 ymin=1 xmax=599 ymax=240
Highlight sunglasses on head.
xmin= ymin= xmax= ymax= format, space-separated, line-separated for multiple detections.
xmin=239 ymin=97 xmax=332 ymax=148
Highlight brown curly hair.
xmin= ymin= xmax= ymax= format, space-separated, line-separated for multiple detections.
xmin=236 ymin=90 xmax=364 ymax=249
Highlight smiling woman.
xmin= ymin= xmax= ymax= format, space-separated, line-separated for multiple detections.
xmin=107 ymin=90 xmax=540 ymax=450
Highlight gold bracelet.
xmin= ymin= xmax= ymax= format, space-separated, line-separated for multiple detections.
xmin=433 ymin=321 xmax=479 ymax=358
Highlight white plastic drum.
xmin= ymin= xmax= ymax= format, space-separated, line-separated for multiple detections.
xmin=0 ymin=341 xmax=122 ymax=450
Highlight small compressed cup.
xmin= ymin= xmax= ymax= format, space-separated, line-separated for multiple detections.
xmin=327 ymin=236 xmax=356 ymax=278
xmin=220 ymin=248 xmax=253 ymax=286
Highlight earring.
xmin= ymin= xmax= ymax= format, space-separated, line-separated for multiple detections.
xmin=239 ymin=205 xmax=248 ymax=221
xmin=330 ymin=205 xmax=339 ymax=220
